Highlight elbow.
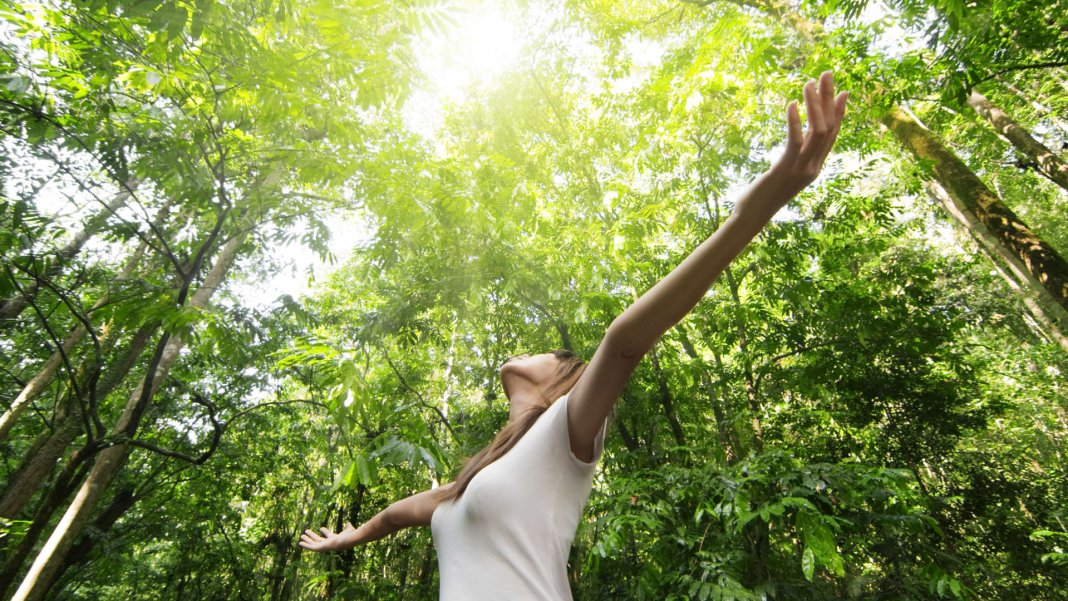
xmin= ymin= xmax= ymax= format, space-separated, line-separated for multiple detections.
xmin=604 ymin=318 xmax=651 ymax=361
xmin=380 ymin=505 xmax=402 ymax=530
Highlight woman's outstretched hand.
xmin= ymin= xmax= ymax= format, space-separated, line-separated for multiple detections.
xmin=299 ymin=522 xmax=355 ymax=553
xmin=743 ymin=71 xmax=848 ymax=216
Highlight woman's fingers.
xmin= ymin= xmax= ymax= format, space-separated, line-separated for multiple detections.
xmin=784 ymin=100 xmax=803 ymax=160
xmin=768 ymin=71 xmax=847 ymax=188
xmin=299 ymin=525 xmax=341 ymax=551
xmin=815 ymin=89 xmax=850 ymax=162
xmin=818 ymin=71 xmax=836 ymax=126
xmin=803 ymin=80 xmax=826 ymax=138
xmin=834 ymin=91 xmax=848 ymax=125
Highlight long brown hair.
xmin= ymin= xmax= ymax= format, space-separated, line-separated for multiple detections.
xmin=437 ymin=349 xmax=586 ymax=503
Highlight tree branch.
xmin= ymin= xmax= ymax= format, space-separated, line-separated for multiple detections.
xmin=380 ymin=347 xmax=459 ymax=442
xmin=970 ymin=61 xmax=1068 ymax=88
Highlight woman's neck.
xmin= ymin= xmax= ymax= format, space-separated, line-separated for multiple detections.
xmin=507 ymin=384 xmax=544 ymax=422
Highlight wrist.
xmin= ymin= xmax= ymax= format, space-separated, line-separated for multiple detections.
xmin=330 ymin=528 xmax=357 ymax=551
xmin=732 ymin=171 xmax=799 ymax=221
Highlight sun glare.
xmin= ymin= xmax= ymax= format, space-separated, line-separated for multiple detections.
xmin=404 ymin=5 xmax=525 ymax=140
xmin=420 ymin=7 xmax=523 ymax=99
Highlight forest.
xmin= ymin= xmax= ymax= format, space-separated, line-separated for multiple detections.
xmin=0 ymin=0 xmax=1066 ymax=599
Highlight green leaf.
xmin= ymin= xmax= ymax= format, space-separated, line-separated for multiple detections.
xmin=802 ymin=547 xmax=815 ymax=582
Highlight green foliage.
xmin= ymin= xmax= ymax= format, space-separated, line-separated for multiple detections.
xmin=0 ymin=0 xmax=1066 ymax=599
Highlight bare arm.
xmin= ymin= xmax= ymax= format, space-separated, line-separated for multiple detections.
xmin=567 ymin=72 xmax=848 ymax=460
xmin=299 ymin=484 xmax=452 ymax=552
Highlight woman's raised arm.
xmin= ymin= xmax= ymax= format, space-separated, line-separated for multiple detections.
xmin=299 ymin=484 xmax=453 ymax=552
xmin=566 ymin=72 xmax=848 ymax=461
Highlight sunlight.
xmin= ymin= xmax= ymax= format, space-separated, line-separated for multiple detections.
xmin=404 ymin=5 xmax=526 ymax=140
xmin=420 ymin=7 xmax=523 ymax=100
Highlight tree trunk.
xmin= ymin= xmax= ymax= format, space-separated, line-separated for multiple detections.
xmin=0 ymin=329 xmax=83 ymax=442
xmin=995 ymin=75 xmax=1068 ymax=136
xmin=49 ymin=486 xmax=137 ymax=589
xmin=0 ymin=427 xmax=53 ymax=508
xmin=10 ymin=232 xmax=245 ymax=601
xmin=0 ymin=413 xmax=83 ymax=520
xmin=613 ymin=411 xmax=639 ymax=452
xmin=0 ymin=321 xmax=157 ymax=518
xmin=0 ymin=183 xmax=136 ymax=322
xmin=724 ymin=265 xmax=764 ymax=453
xmin=966 ymin=89 xmax=1068 ymax=193
xmin=0 ymin=449 xmax=93 ymax=598
xmin=698 ymin=162 xmax=762 ymax=456
xmin=882 ymin=106 xmax=1068 ymax=314
xmin=926 ymin=182 xmax=1068 ymax=351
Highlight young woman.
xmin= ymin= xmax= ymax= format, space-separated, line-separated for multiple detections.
xmin=300 ymin=72 xmax=848 ymax=598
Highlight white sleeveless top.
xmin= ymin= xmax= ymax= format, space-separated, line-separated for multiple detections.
xmin=431 ymin=393 xmax=606 ymax=600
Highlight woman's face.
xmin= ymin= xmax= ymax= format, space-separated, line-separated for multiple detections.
xmin=499 ymin=353 xmax=560 ymax=399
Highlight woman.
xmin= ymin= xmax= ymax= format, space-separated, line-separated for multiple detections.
xmin=300 ymin=72 xmax=848 ymax=598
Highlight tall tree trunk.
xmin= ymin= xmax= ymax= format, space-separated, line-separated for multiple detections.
xmin=0 ymin=449 xmax=93 ymax=597
xmin=267 ymin=530 xmax=294 ymax=601
xmin=268 ymin=495 xmax=318 ymax=601
xmin=10 ymin=232 xmax=245 ymax=601
xmin=966 ymin=89 xmax=1068 ymax=192
xmin=995 ymin=75 xmax=1068 ymax=135
xmin=613 ymin=410 xmax=640 ymax=452
xmin=697 ymin=150 xmax=762 ymax=455
xmin=0 ymin=322 xmax=157 ymax=519
xmin=724 ymin=265 xmax=764 ymax=453
xmin=0 ymin=413 xmax=83 ymax=520
xmin=0 ymin=332 xmax=79 ymax=442
xmin=883 ymin=106 xmax=1068 ymax=314
xmin=925 ymin=182 xmax=1068 ymax=351
xmin=0 ymin=183 xmax=136 ymax=322
xmin=50 ymin=485 xmax=137 ymax=588
xmin=48 ymin=459 xmax=170 ymax=596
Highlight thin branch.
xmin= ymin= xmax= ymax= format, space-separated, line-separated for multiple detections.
xmin=380 ymin=348 xmax=459 ymax=442
xmin=4 ymin=265 xmax=94 ymax=437
xmin=0 ymin=97 xmax=145 ymax=206
xmin=125 ymin=397 xmax=329 ymax=465
xmin=0 ymin=124 xmax=180 ymax=273
xmin=10 ymin=259 xmax=110 ymax=437
xmin=227 ymin=398 xmax=330 ymax=422
xmin=970 ymin=61 xmax=1068 ymax=88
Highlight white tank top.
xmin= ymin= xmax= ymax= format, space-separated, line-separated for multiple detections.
xmin=431 ymin=393 xmax=606 ymax=600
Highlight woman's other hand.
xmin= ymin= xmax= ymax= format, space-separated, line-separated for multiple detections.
xmin=299 ymin=521 xmax=355 ymax=553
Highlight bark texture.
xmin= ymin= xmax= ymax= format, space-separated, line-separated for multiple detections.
xmin=926 ymin=181 xmax=1068 ymax=351
xmin=967 ymin=90 xmax=1068 ymax=193
xmin=883 ymin=106 xmax=1068 ymax=314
